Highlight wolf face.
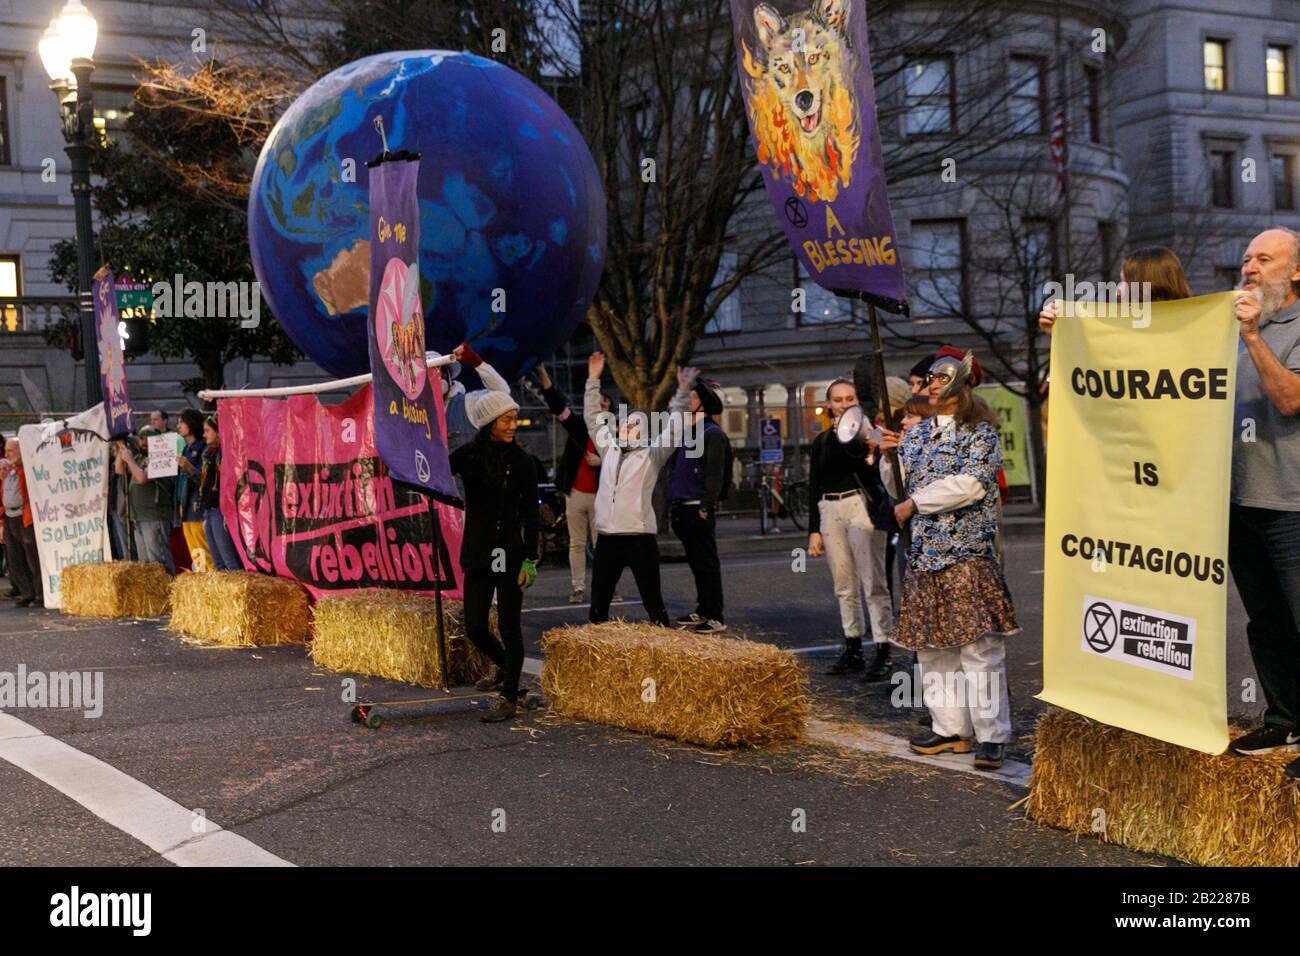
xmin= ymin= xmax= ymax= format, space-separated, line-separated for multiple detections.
xmin=745 ymin=0 xmax=859 ymax=202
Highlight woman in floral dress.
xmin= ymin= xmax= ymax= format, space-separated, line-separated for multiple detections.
xmin=879 ymin=347 xmax=1019 ymax=770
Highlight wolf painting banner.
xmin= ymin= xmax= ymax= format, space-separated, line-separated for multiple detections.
xmin=1039 ymin=293 xmax=1238 ymax=754
xmin=367 ymin=156 xmax=459 ymax=505
xmin=17 ymin=405 xmax=111 ymax=610
xmin=730 ymin=0 xmax=906 ymax=310
xmin=219 ymin=384 xmax=464 ymax=600
xmin=92 ymin=269 xmax=132 ymax=438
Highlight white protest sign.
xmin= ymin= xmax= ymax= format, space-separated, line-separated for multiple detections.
xmin=147 ymin=432 xmax=180 ymax=478
xmin=18 ymin=404 xmax=111 ymax=609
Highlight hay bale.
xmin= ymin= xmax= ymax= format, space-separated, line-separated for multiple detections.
xmin=1027 ymin=709 xmax=1300 ymax=867
xmin=540 ymin=622 xmax=807 ymax=747
xmin=168 ymin=571 xmax=311 ymax=646
xmin=311 ymin=591 xmax=493 ymax=689
xmin=60 ymin=561 xmax=172 ymax=618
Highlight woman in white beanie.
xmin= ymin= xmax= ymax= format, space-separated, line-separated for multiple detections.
xmin=449 ymin=387 xmax=540 ymax=723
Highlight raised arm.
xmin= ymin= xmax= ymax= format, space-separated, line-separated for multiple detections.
xmin=583 ymin=352 xmax=614 ymax=453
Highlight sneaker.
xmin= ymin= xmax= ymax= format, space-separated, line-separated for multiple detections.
xmin=827 ymin=646 xmax=865 ymax=675
xmin=1228 ymin=724 xmax=1300 ymax=756
xmin=909 ymin=731 xmax=972 ymax=755
xmin=692 ymin=619 xmax=727 ymax=634
xmin=973 ymin=742 xmax=1006 ymax=770
xmin=675 ymin=613 xmax=703 ymax=628
xmin=480 ymin=695 xmax=517 ymax=723
xmin=1285 ymin=754 xmax=1300 ymax=781
xmin=13 ymin=597 xmax=32 ymax=608
xmin=568 ymin=588 xmax=585 ymax=604
xmin=475 ymin=666 xmax=503 ymax=692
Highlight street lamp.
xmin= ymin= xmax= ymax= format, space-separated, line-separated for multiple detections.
xmin=39 ymin=0 xmax=102 ymax=407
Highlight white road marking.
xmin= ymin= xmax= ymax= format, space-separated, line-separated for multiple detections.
xmin=0 ymin=712 xmax=293 ymax=867
xmin=523 ymin=600 xmax=644 ymax=614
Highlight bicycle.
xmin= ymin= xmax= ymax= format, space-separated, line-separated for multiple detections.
xmin=758 ymin=469 xmax=807 ymax=534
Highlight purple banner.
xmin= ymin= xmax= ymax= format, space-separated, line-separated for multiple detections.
xmin=367 ymin=157 xmax=459 ymax=505
xmin=91 ymin=269 xmax=133 ymax=436
xmin=730 ymin=0 xmax=907 ymax=311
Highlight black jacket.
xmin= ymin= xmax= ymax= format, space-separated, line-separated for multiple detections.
xmin=807 ymin=428 xmax=887 ymax=535
xmin=449 ymin=437 xmax=540 ymax=572
xmin=542 ymin=383 xmax=597 ymax=494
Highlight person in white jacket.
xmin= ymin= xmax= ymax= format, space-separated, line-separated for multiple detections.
xmin=584 ymin=350 xmax=697 ymax=626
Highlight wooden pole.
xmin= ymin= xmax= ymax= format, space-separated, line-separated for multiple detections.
xmin=866 ymin=300 xmax=911 ymax=551
xmin=429 ymin=499 xmax=451 ymax=691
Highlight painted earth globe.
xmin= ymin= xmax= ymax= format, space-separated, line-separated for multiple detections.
xmin=248 ymin=50 xmax=606 ymax=379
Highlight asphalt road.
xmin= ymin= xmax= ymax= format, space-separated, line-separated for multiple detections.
xmin=0 ymin=525 xmax=1258 ymax=867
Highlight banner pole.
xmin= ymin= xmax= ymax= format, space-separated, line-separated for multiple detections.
xmin=197 ymin=353 xmax=456 ymax=402
xmin=866 ymin=300 xmax=912 ymax=552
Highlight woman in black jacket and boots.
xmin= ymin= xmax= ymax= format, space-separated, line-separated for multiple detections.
xmin=449 ymin=388 xmax=540 ymax=723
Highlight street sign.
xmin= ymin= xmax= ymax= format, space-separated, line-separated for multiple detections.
xmin=759 ymin=417 xmax=783 ymax=464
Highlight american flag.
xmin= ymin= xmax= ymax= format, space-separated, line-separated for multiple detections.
xmin=1050 ymin=110 xmax=1068 ymax=195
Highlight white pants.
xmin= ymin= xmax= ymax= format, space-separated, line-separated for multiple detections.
xmin=915 ymin=634 xmax=1011 ymax=744
xmin=818 ymin=493 xmax=894 ymax=643
xmin=566 ymin=490 xmax=597 ymax=590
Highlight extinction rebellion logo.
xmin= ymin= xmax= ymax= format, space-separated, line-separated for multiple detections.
xmin=1080 ymin=595 xmax=1196 ymax=680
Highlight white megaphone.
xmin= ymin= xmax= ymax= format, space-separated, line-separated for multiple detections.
xmin=835 ymin=404 xmax=882 ymax=450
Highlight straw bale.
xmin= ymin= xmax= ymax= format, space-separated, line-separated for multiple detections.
xmin=168 ymin=571 xmax=311 ymax=646
xmin=540 ymin=621 xmax=807 ymax=747
xmin=1026 ymin=708 xmax=1300 ymax=866
xmin=60 ymin=561 xmax=172 ymax=618
xmin=311 ymin=590 xmax=493 ymax=689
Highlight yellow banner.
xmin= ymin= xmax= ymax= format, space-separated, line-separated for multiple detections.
xmin=1039 ymin=292 xmax=1237 ymax=754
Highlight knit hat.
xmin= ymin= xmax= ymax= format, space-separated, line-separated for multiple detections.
xmin=884 ymin=376 xmax=912 ymax=412
xmin=692 ymin=379 xmax=723 ymax=416
xmin=465 ymin=389 xmax=519 ymax=430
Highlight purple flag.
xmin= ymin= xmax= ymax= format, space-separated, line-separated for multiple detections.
xmin=367 ymin=157 xmax=459 ymax=506
xmin=91 ymin=268 xmax=133 ymax=436
xmin=730 ymin=0 xmax=907 ymax=311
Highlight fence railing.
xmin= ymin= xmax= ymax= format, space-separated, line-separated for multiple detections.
xmin=0 ymin=297 xmax=78 ymax=334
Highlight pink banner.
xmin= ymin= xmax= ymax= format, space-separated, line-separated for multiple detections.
xmin=219 ymin=382 xmax=463 ymax=600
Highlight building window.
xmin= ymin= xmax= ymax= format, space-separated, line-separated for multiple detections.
xmin=92 ymin=87 xmax=136 ymax=144
xmin=904 ymin=55 xmax=954 ymax=136
xmin=1009 ymin=56 xmax=1047 ymax=135
xmin=1273 ymin=154 xmax=1296 ymax=210
xmin=1204 ymin=39 xmax=1228 ymax=91
xmin=796 ymin=261 xmax=850 ymax=324
xmin=0 ymin=256 xmax=20 ymax=332
xmin=705 ymin=252 xmax=741 ymax=333
xmin=1084 ymin=65 xmax=1103 ymax=143
xmin=1209 ymin=149 xmax=1235 ymax=207
xmin=1268 ymin=45 xmax=1290 ymax=96
xmin=909 ymin=220 xmax=965 ymax=318
xmin=0 ymin=78 xmax=11 ymax=166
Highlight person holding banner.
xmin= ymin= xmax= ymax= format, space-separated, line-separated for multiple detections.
xmin=442 ymin=343 xmax=511 ymax=452
xmin=111 ymin=429 xmax=176 ymax=575
xmin=449 ymin=389 xmax=540 ymax=723
xmin=879 ymin=349 xmax=1018 ymax=770
xmin=199 ymin=415 xmax=242 ymax=572
xmin=174 ymin=409 xmax=213 ymax=572
xmin=583 ymin=351 xmax=696 ymax=628
xmin=807 ymin=379 xmax=896 ymax=679
xmin=1037 ymin=246 xmax=1191 ymax=333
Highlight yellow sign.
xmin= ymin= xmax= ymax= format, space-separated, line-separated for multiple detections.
xmin=1039 ymin=293 xmax=1237 ymax=754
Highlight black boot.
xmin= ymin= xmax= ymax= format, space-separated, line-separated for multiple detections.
xmin=827 ymin=639 xmax=865 ymax=675
xmin=861 ymin=643 xmax=893 ymax=683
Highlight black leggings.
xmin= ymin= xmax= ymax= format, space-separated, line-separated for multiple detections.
xmin=461 ymin=568 xmax=524 ymax=699
xmin=589 ymin=533 xmax=670 ymax=626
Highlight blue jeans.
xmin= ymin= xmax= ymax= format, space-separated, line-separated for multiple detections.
xmin=204 ymin=509 xmax=243 ymax=571
xmin=1228 ymin=504 xmax=1300 ymax=730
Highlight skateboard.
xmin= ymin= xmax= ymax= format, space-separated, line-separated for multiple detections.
xmin=350 ymin=689 xmax=544 ymax=728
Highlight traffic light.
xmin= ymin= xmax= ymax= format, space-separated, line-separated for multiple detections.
xmin=120 ymin=315 xmax=149 ymax=357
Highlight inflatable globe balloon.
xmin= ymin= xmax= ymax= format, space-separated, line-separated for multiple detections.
xmin=248 ymin=51 xmax=606 ymax=380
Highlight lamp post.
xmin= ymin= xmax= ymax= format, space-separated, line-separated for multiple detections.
xmin=39 ymin=0 xmax=101 ymax=407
